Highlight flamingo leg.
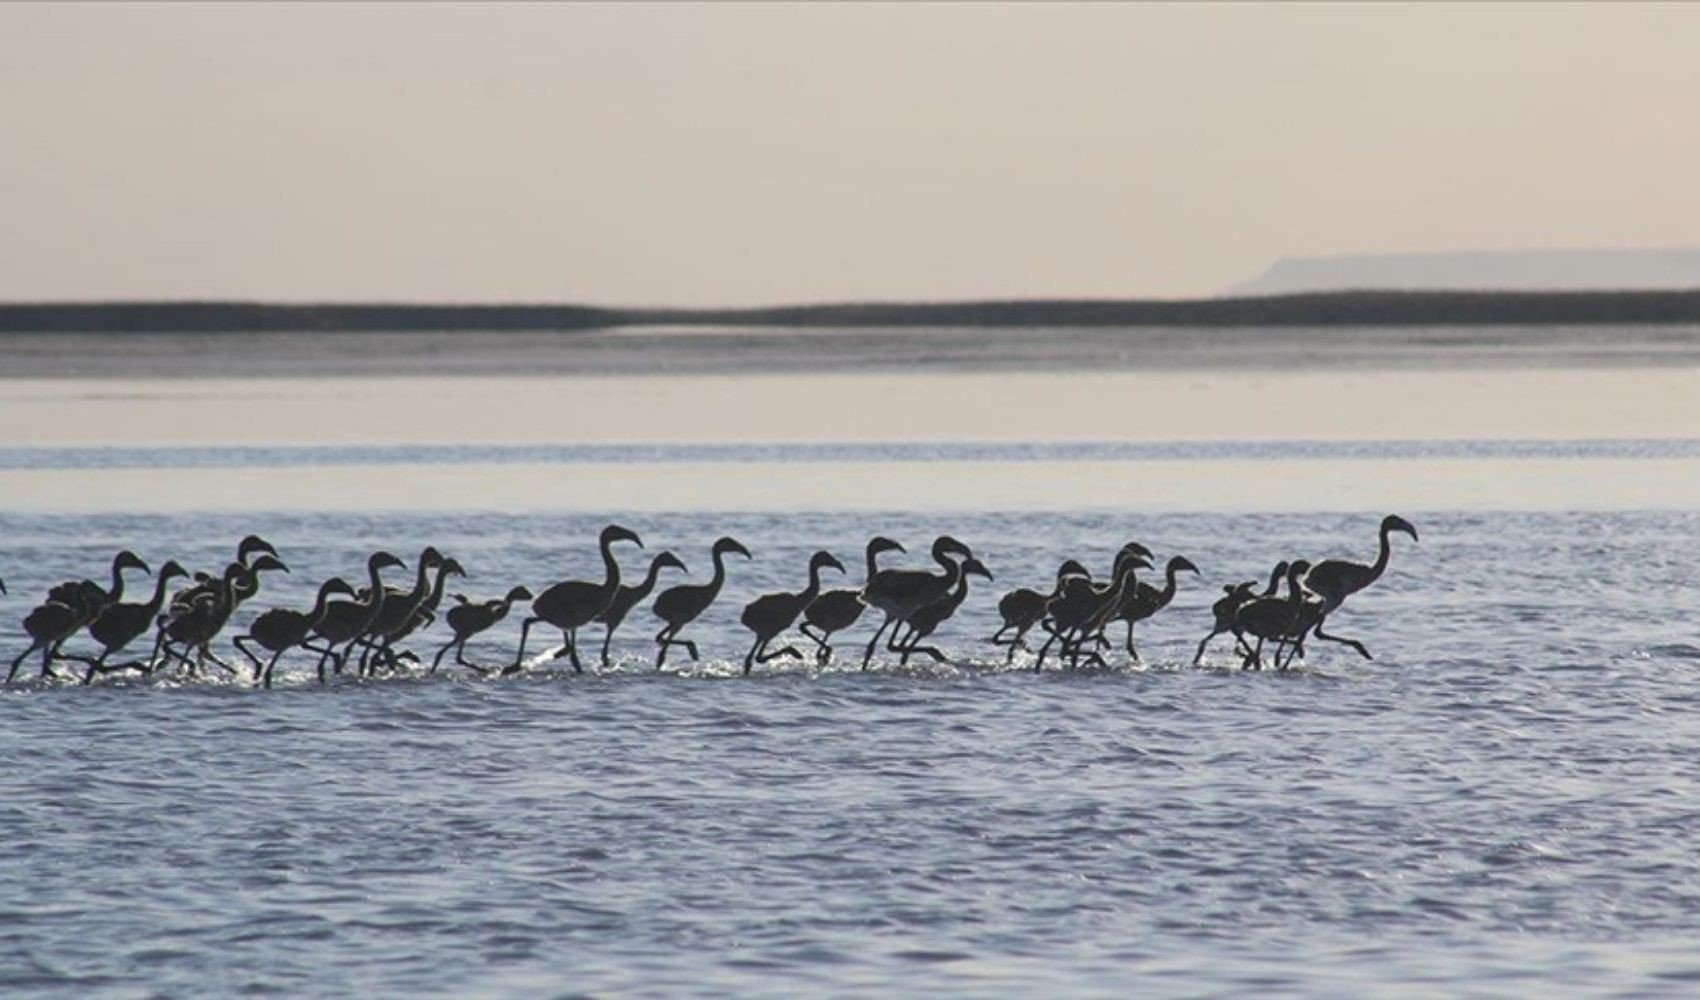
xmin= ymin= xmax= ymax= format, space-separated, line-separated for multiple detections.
xmin=799 ymin=622 xmax=832 ymax=664
xmin=146 ymin=625 xmax=169 ymax=672
xmin=201 ymin=645 xmax=237 ymax=675
xmin=300 ymin=641 xmax=336 ymax=684
xmin=757 ymin=643 xmax=803 ymax=665
xmin=233 ymin=635 xmax=265 ymax=679
xmin=1192 ymin=628 xmax=1222 ymax=666
xmin=1034 ymin=628 xmax=1061 ymax=672
xmin=861 ymin=617 xmax=891 ymax=669
xmin=430 ymin=638 xmax=457 ymax=673
xmin=512 ymin=616 xmax=544 ymax=669
xmin=7 ymin=642 xmax=42 ymax=684
xmin=1312 ymin=620 xmax=1373 ymax=660
xmin=262 ymin=650 xmax=285 ymax=689
xmin=71 ymin=650 xmax=109 ymax=686
xmin=563 ymin=629 xmax=584 ymax=674
xmin=1004 ymin=626 xmax=1031 ymax=664
xmin=457 ymin=644 xmax=494 ymax=674
xmin=902 ymin=638 xmax=947 ymax=666
xmin=1123 ymin=622 xmax=1139 ymax=662
xmin=44 ymin=636 xmax=80 ymax=679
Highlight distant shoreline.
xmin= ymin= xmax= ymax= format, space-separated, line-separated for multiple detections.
xmin=7 ymin=288 xmax=1700 ymax=334
xmin=5 ymin=292 xmax=1700 ymax=379
xmin=3 ymin=321 xmax=1700 ymax=380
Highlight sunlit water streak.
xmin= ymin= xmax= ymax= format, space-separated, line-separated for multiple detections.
xmin=5 ymin=440 xmax=1700 ymax=515
xmin=4 ymin=495 xmax=1700 ymax=994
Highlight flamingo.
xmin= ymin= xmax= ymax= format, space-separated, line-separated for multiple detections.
xmin=515 ymin=525 xmax=644 ymax=672
xmin=235 ymin=577 xmax=359 ymax=688
xmin=991 ymin=559 xmax=1090 ymax=662
xmin=893 ymin=557 xmax=993 ymax=666
xmin=739 ymin=551 xmax=845 ymax=675
xmin=860 ymin=535 xmax=973 ymax=668
xmin=1233 ymin=560 xmax=1313 ymax=671
xmin=431 ymin=586 xmax=533 ymax=674
xmin=1108 ymin=555 xmax=1200 ymax=662
xmin=1193 ymin=561 xmax=1288 ymax=666
xmin=801 ymin=536 xmax=905 ymax=664
xmin=302 ymin=552 xmax=406 ymax=682
xmin=1291 ymin=515 xmax=1418 ymax=661
xmin=652 ymin=536 xmax=751 ymax=669
xmin=9 ymin=581 xmax=103 ymax=683
xmin=74 ymin=560 xmax=190 ymax=683
xmin=595 ymin=551 xmax=687 ymax=666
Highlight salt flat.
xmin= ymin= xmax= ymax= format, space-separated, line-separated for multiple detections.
xmin=2 ymin=367 xmax=1696 ymax=449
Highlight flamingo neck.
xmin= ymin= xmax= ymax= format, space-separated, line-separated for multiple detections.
xmin=949 ymin=569 xmax=978 ymax=608
xmin=143 ymin=571 xmax=176 ymax=618
xmin=1368 ymin=525 xmax=1396 ymax=583
xmin=801 ymin=561 xmax=830 ymax=605
xmin=307 ymin=583 xmax=343 ymax=625
xmin=705 ymin=548 xmax=730 ymax=596
xmin=362 ymin=562 xmax=389 ymax=610
xmin=1158 ymin=565 xmax=1181 ymax=606
xmin=1284 ymin=572 xmax=1307 ymax=610
xmin=220 ymin=566 xmax=244 ymax=607
xmin=1112 ymin=563 xmax=1140 ymax=603
xmin=598 ymin=538 xmax=622 ymax=600
xmin=424 ymin=564 xmax=454 ymax=611
xmin=635 ymin=557 xmax=668 ymax=598
xmin=1262 ymin=565 xmax=1285 ymax=597
xmin=406 ymin=559 xmax=433 ymax=603
xmin=863 ymin=542 xmax=885 ymax=584
xmin=940 ymin=557 xmax=965 ymax=595
xmin=106 ymin=558 xmax=128 ymax=605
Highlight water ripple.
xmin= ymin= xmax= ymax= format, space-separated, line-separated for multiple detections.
xmin=1 ymin=509 xmax=1699 ymax=994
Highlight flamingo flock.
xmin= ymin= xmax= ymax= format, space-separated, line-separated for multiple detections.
xmin=2 ymin=516 xmax=1417 ymax=688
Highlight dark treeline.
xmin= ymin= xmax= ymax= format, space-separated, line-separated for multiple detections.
xmin=5 ymin=289 xmax=1700 ymax=334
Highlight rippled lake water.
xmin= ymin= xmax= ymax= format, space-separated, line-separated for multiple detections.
xmin=4 ymin=442 xmax=1700 ymax=995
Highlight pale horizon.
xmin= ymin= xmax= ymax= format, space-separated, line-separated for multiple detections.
xmin=5 ymin=2 xmax=1700 ymax=306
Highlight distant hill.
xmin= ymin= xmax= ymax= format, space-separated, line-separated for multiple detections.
xmin=5 ymin=289 xmax=1700 ymax=333
xmin=1231 ymin=248 xmax=1700 ymax=296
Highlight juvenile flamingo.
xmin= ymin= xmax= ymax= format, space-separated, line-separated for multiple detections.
xmin=75 ymin=560 xmax=190 ymax=683
xmin=1233 ymin=560 xmax=1313 ymax=671
xmin=801 ymin=536 xmax=905 ymax=664
xmin=1292 ymin=515 xmax=1418 ymax=661
xmin=1193 ymin=561 xmax=1288 ymax=666
xmin=9 ymin=581 xmax=103 ymax=683
xmin=894 ymin=557 xmax=993 ymax=666
xmin=860 ymin=535 xmax=972 ymax=668
xmin=991 ymin=559 xmax=1090 ymax=662
xmin=1035 ymin=543 xmax=1150 ymax=670
xmin=596 ymin=551 xmax=687 ymax=666
xmin=515 ymin=525 xmax=643 ymax=672
xmin=652 ymin=536 xmax=751 ymax=669
xmin=302 ymin=552 xmax=406 ymax=682
xmin=431 ymin=586 xmax=534 ymax=674
xmin=739 ymin=551 xmax=845 ymax=675
xmin=235 ymin=577 xmax=359 ymax=689
xmin=1108 ymin=555 xmax=1200 ymax=662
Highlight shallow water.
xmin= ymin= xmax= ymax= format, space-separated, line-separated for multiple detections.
xmin=5 ymin=494 xmax=1700 ymax=995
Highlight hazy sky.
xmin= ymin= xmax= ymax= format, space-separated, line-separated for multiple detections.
xmin=4 ymin=3 xmax=1699 ymax=305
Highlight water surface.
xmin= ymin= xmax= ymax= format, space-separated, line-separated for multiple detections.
xmin=4 ymin=497 xmax=1700 ymax=995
